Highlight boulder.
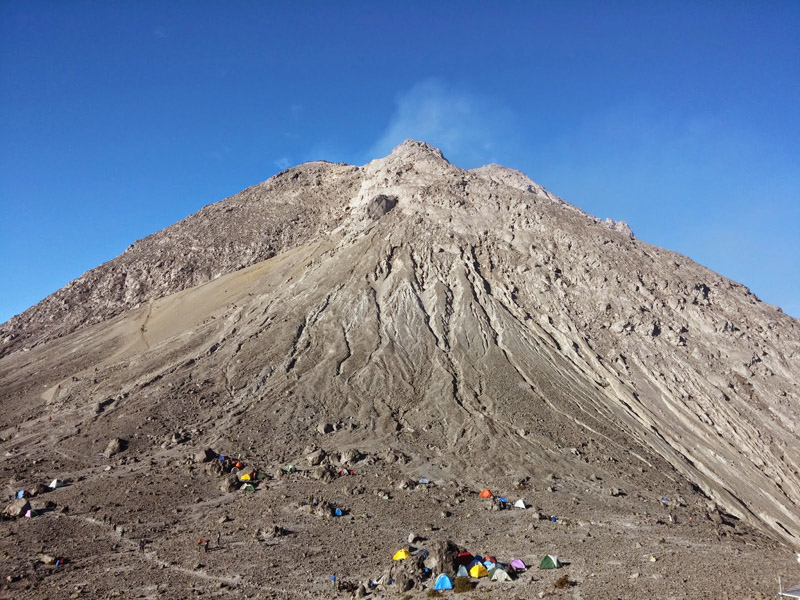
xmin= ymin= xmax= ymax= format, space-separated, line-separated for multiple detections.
xmin=316 ymin=422 xmax=333 ymax=435
xmin=219 ymin=475 xmax=238 ymax=493
xmin=309 ymin=465 xmax=335 ymax=483
xmin=4 ymin=499 xmax=31 ymax=518
xmin=425 ymin=539 xmax=461 ymax=576
xmin=339 ymin=448 xmax=364 ymax=464
xmin=305 ymin=449 xmax=326 ymax=466
xmin=32 ymin=483 xmax=50 ymax=496
xmin=104 ymin=438 xmax=127 ymax=458
xmin=195 ymin=448 xmax=217 ymax=463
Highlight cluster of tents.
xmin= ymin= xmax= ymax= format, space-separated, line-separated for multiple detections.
xmin=478 ymin=488 xmax=528 ymax=509
xmin=393 ymin=546 xmax=564 ymax=590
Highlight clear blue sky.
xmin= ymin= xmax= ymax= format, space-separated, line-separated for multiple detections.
xmin=1 ymin=2 xmax=798 ymax=322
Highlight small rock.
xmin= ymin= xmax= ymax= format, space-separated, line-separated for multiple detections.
xmin=317 ymin=422 xmax=333 ymax=435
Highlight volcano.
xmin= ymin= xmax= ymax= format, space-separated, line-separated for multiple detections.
xmin=1 ymin=141 xmax=798 ymax=598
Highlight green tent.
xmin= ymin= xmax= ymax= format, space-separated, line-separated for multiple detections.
xmin=539 ymin=554 xmax=563 ymax=569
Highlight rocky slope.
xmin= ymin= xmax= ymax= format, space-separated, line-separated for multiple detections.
xmin=1 ymin=140 xmax=799 ymax=598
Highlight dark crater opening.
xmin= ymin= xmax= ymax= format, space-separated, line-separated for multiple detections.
xmin=366 ymin=194 xmax=398 ymax=220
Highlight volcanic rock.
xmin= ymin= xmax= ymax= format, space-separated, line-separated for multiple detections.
xmin=0 ymin=140 xmax=798 ymax=598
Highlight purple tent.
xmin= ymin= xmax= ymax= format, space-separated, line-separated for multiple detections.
xmin=510 ymin=558 xmax=526 ymax=571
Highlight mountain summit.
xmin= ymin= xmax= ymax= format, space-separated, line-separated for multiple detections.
xmin=1 ymin=142 xmax=798 ymax=596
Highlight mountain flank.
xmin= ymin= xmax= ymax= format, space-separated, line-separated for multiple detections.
xmin=1 ymin=140 xmax=798 ymax=598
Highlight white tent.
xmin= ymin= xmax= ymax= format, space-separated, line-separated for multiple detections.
xmin=781 ymin=580 xmax=800 ymax=599
xmin=49 ymin=479 xmax=62 ymax=489
xmin=491 ymin=568 xmax=512 ymax=582
xmin=514 ymin=498 xmax=526 ymax=509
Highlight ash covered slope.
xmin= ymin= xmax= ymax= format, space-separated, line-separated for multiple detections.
xmin=0 ymin=161 xmax=363 ymax=357
xmin=3 ymin=140 xmax=800 ymax=552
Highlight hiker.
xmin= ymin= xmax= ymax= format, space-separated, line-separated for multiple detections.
xmin=204 ymin=538 xmax=209 ymax=552
xmin=198 ymin=538 xmax=204 ymax=551
xmin=216 ymin=531 xmax=221 ymax=546
xmin=139 ymin=540 xmax=145 ymax=553
xmin=119 ymin=527 xmax=125 ymax=538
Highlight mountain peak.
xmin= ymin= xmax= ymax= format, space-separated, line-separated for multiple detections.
xmin=388 ymin=139 xmax=448 ymax=163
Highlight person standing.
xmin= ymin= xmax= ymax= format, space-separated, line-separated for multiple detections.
xmin=216 ymin=531 xmax=221 ymax=547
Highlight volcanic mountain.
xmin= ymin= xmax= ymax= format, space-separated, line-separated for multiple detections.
xmin=1 ymin=140 xmax=798 ymax=598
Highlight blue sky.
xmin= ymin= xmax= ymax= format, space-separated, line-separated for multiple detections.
xmin=1 ymin=2 xmax=798 ymax=322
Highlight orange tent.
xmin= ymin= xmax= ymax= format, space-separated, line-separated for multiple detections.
xmin=479 ymin=489 xmax=493 ymax=498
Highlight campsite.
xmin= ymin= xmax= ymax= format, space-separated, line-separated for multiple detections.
xmin=2 ymin=429 xmax=798 ymax=598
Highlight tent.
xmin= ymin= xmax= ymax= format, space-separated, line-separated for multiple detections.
xmin=240 ymin=483 xmax=255 ymax=492
xmin=510 ymin=558 xmax=526 ymax=571
xmin=491 ymin=568 xmax=512 ymax=582
xmin=483 ymin=560 xmax=496 ymax=570
xmin=456 ymin=565 xmax=469 ymax=578
xmin=781 ymin=580 xmax=800 ymax=599
xmin=393 ymin=548 xmax=410 ymax=561
xmin=479 ymin=489 xmax=493 ymax=498
xmin=539 ymin=555 xmax=563 ymax=569
xmin=514 ymin=498 xmax=526 ymax=509
xmin=239 ymin=473 xmax=251 ymax=481
xmin=49 ymin=479 xmax=63 ymax=489
xmin=419 ymin=477 xmax=429 ymax=484
xmin=282 ymin=465 xmax=296 ymax=473
xmin=15 ymin=490 xmax=27 ymax=500
xmin=456 ymin=552 xmax=473 ymax=566
xmin=469 ymin=564 xmax=489 ymax=578
xmin=434 ymin=574 xmax=453 ymax=590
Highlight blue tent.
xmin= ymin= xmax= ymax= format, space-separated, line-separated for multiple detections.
xmin=434 ymin=574 xmax=453 ymax=590
xmin=16 ymin=490 xmax=25 ymax=499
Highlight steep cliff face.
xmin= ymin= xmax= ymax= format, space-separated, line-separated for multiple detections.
xmin=1 ymin=140 xmax=799 ymax=559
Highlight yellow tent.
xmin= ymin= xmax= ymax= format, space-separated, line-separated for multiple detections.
xmin=393 ymin=548 xmax=410 ymax=561
xmin=239 ymin=473 xmax=251 ymax=481
xmin=469 ymin=564 xmax=488 ymax=578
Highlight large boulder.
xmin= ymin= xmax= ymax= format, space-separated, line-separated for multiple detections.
xmin=219 ymin=475 xmax=239 ymax=493
xmin=4 ymin=499 xmax=31 ymax=518
xmin=339 ymin=448 xmax=364 ymax=464
xmin=305 ymin=449 xmax=326 ymax=466
xmin=309 ymin=465 xmax=336 ymax=483
xmin=104 ymin=438 xmax=127 ymax=458
xmin=195 ymin=448 xmax=217 ymax=463
xmin=426 ymin=539 xmax=462 ymax=576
